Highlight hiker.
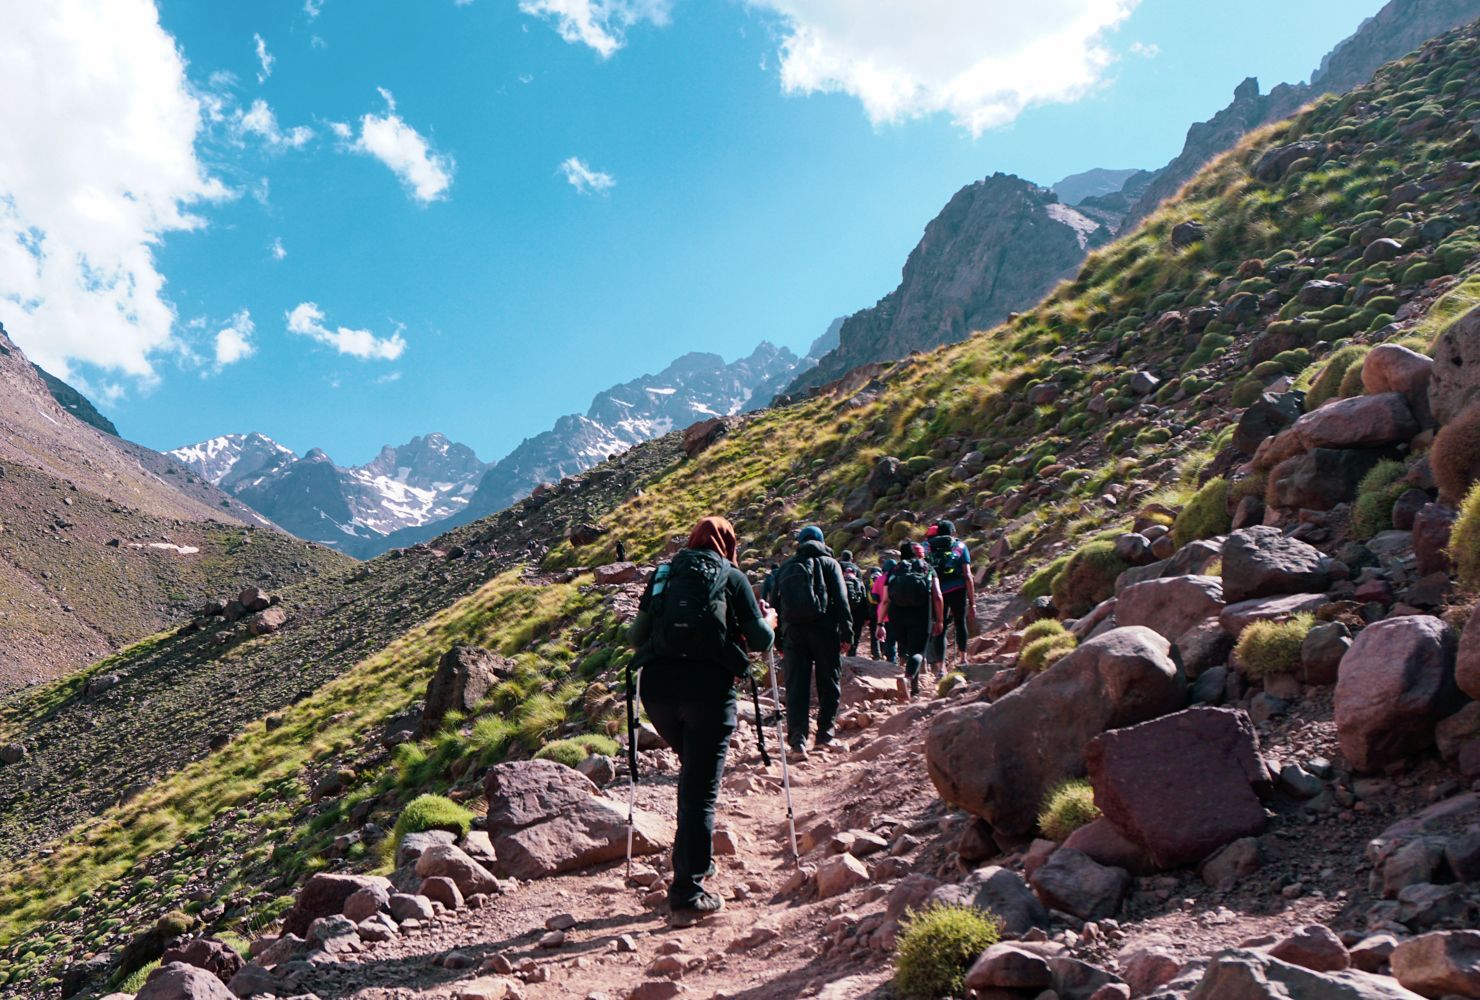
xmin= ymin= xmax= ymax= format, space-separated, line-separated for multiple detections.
xmin=871 ymin=559 xmax=896 ymax=663
xmin=628 ymin=516 xmax=777 ymax=926
xmin=926 ymin=519 xmax=976 ymax=668
xmin=864 ymin=565 xmax=884 ymax=659
xmin=615 ymin=538 xmax=627 ymax=562
xmin=772 ymin=525 xmax=851 ymax=756
xmin=878 ymin=541 xmax=943 ymax=696
xmin=838 ymin=550 xmax=871 ymax=657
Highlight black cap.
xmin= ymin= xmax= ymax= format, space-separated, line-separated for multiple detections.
xmin=937 ymin=520 xmax=955 ymax=536
xmin=842 ymin=550 xmax=854 ymax=562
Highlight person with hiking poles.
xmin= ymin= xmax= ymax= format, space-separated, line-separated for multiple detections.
xmin=627 ymin=516 xmax=777 ymax=927
xmin=926 ymin=519 xmax=976 ymax=668
xmin=878 ymin=541 xmax=944 ymax=697
xmin=772 ymin=525 xmax=851 ymax=758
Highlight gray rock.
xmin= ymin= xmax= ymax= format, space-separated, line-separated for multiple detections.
xmin=1200 ymin=837 xmax=1263 ymax=888
xmin=927 ymin=864 xmax=1049 ymax=936
xmin=1384 ymin=838 xmax=1446 ymax=899
xmin=1115 ymin=576 xmax=1225 ymax=644
xmin=576 ymin=753 xmax=616 ymax=785
xmin=388 ymin=893 xmax=436 ymax=923
xmin=1221 ymin=527 xmax=1330 ymax=603
xmin=1396 ymin=883 xmax=1467 ymax=929
xmin=1029 ymin=848 xmax=1131 ymax=921
xmin=1192 ymin=666 xmax=1231 ymax=705
xmin=1335 ymin=616 xmax=1463 ymax=773
xmin=1279 ymin=764 xmax=1324 ymax=801
xmin=395 ymin=829 xmax=457 ymax=870
xmin=1232 ymin=392 xmax=1304 ymax=456
xmin=423 ymin=646 xmax=510 ymax=733
xmin=1191 ymin=949 xmax=1424 ymax=1000
xmin=1303 ymin=623 xmax=1352 ymax=686
xmin=1429 ymin=304 xmax=1480 ymax=425
xmin=134 ymin=963 xmax=236 ymax=1000
xmin=1178 ymin=619 xmax=1235 ymax=679
xmin=225 ymin=964 xmax=278 ymax=998
xmin=1267 ymin=448 xmax=1387 ymax=512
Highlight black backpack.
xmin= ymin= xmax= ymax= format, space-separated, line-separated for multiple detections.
xmin=648 ymin=549 xmax=729 ymax=661
xmin=929 ymin=535 xmax=963 ymax=583
xmin=889 ymin=559 xmax=933 ymax=609
xmin=776 ymin=554 xmax=830 ymax=625
xmin=842 ymin=564 xmax=868 ymax=608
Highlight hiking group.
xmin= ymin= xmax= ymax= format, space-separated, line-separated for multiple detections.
xmin=625 ymin=515 xmax=975 ymax=927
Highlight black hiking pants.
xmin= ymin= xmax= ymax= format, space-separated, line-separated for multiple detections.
xmin=929 ymin=587 xmax=971 ymax=664
xmin=640 ymin=687 xmax=737 ymax=909
xmin=892 ymin=607 xmax=931 ymax=682
xmin=782 ymin=623 xmax=843 ymax=747
xmin=847 ymin=601 xmax=871 ymax=657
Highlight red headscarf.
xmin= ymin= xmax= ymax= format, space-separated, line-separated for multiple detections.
xmin=687 ymin=516 xmax=738 ymax=563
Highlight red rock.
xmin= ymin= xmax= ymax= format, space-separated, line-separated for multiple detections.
xmin=1218 ymin=593 xmax=1328 ymax=638
xmin=1335 ymin=616 xmax=1463 ymax=773
xmin=237 ymin=587 xmax=272 ymax=612
xmin=1429 ymin=304 xmax=1480 ymax=425
xmin=1413 ymin=504 xmax=1456 ymax=577
xmin=1293 ymin=393 xmax=1419 ymax=450
xmin=1114 ymin=576 xmax=1225 ymax=643
xmin=416 ymin=845 xmax=500 ymax=896
xmin=1085 ymin=707 xmax=1269 ymax=870
xmin=1392 ymin=930 xmax=1480 ymax=998
xmin=1456 ymin=613 xmax=1480 ymax=703
xmin=246 ymin=607 xmax=288 ymax=636
xmin=1028 ymin=848 xmax=1130 ymax=921
xmin=1269 ymin=924 xmax=1351 ymax=973
xmin=816 ymin=853 xmax=869 ymax=899
xmin=419 ymin=875 xmax=464 ymax=910
xmin=925 ymin=627 xmax=1185 ymax=837
xmin=1266 ymin=448 xmax=1387 ymax=511
xmin=593 ymin=562 xmax=640 ymax=585
xmin=1364 ymin=345 xmax=1435 ymax=427
xmin=965 ymin=943 xmax=1053 ymax=991
xmin=1062 ymin=819 xmax=1158 ymax=876
xmin=1123 ymin=949 xmax=1181 ymax=997
xmin=280 ymin=873 xmax=392 ymax=938
xmin=134 ymin=963 xmax=235 ymax=1000
xmin=158 ymin=938 xmax=245 ymax=982
xmin=424 ymin=646 xmax=511 ymax=732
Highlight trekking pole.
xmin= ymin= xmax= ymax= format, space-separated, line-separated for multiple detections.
xmin=765 ymin=648 xmax=800 ymax=868
xmin=625 ymin=663 xmax=643 ymax=879
xmin=750 ymin=674 xmax=770 ymax=767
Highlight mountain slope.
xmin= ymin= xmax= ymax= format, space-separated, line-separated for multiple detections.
xmin=29 ymin=365 xmax=117 ymax=437
xmin=0 ymin=324 xmax=353 ymax=685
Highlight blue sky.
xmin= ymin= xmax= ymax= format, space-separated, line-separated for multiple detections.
xmin=1 ymin=0 xmax=1389 ymax=468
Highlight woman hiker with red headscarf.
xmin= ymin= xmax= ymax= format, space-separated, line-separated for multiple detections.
xmin=628 ymin=516 xmax=777 ymax=927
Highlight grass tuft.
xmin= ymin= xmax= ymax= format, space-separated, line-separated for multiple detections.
xmin=893 ymin=903 xmax=1003 ymax=1000
xmin=1038 ymin=779 xmax=1101 ymax=841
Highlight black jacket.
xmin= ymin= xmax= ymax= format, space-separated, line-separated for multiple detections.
xmin=778 ymin=540 xmax=852 ymax=642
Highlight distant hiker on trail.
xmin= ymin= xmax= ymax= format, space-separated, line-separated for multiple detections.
xmin=926 ymin=519 xmax=976 ymax=668
xmin=772 ymin=525 xmax=851 ymax=758
xmin=615 ymin=538 xmax=627 ymax=562
xmin=628 ymin=516 xmax=776 ymax=927
xmin=838 ymin=550 xmax=871 ymax=657
xmin=864 ymin=565 xmax=884 ymax=659
xmin=878 ymin=541 xmax=943 ymax=697
xmin=872 ymin=560 xmax=896 ymax=663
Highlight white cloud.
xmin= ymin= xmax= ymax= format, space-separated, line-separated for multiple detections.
xmin=745 ymin=0 xmax=1139 ymax=135
xmin=253 ymin=33 xmax=275 ymax=82
xmin=347 ymin=90 xmax=454 ymax=203
xmin=213 ymin=310 xmax=256 ymax=369
xmin=233 ymin=99 xmax=315 ymax=150
xmin=1129 ymin=41 xmax=1158 ymax=59
xmin=287 ymin=302 xmax=407 ymax=360
xmin=0 ymin=0 xmax=228 ymax=387
xmin=304 ymin=0 xmax=324 ymax=18
xmin=559 ymin=157 xmax=615 ymax=194
xmin=519 ymin=0 xmax=673 ymax=58
xmin=375 ymin=371 xmax=402 ymax=383
xmin=270 ymin=237 xmax=286 ymax=259
xmin=312 ymin=35 xmax=328 ymax=49
xmin=327 ymin=120 xmax=352 ymax=139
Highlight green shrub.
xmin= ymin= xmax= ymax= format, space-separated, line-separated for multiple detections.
xmin=1352 ymin=460 xmax=1409 ymax=537
xmin=1050 ymin=542 xmax=1128 ymax=619
xmin=1231 ymin=379 xmax=1266 ymax=408
xmin=937 ymin=672 xmax=966 ymax=697
xmin=391 ymin=794 xmax=474 ymax=856
xmin=1021 ymin=619 xmax=1068 ymax=646
xmin=120 ymin=961 xmax=160 ymax=994
xmin=1306 ymin=345 xmax=1371 ymax=411
xmin=1038 ymin=779 xmax=1102 ymax=841
xmin=1021 ymin=555 xmax=1068 ymax=600
xmin=1451 ymin=481 xmax=1480 ymax=590
xmin=1172 ymin=478 xmax=1232 ymax=548
xmin=1020 ymin=632 xmax=1078 ymax=673
xmin=572 ymin=733 xmax=621 ymax=756
xmin=215 ymin=931 xmax=251 ymax=959
xmin=156 ymin=910 xmax=192 ymax=937
xmin=1235 ymin=614 xmax=1314 ymax=678
xmin=1432 ymin=402 xmax=1480 ymax=503
xmin=1338 ymin=360 xmax=1368 ymax=399
xmin=534 ymin=739 xmax=588 ymax=768
xmin=893 ymin=903 xmax=1003 ymax=1000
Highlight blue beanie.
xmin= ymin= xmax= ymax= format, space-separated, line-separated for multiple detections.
xmin=798 ymin=525 xmax=824 ymax=543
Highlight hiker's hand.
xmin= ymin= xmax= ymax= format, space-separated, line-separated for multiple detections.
xmin=875 ymin=626 xmax=885 ymax=642
xmin=840 ymin=643 xmax=851 ymax=655
xmin=763 ymin=609 xmax=778 ymax=630
xmin=932 ymin=622 xmax=944 ymax=636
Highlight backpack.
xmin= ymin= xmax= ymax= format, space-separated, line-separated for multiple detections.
xmin=889 ymin=559 xmax=933 ymax=609
xmin=842 ymin=564 xmax=868 ymax=609
xmin=776 ymin=554 xmax=830 ymax=625
xmin=648 ymin=549 xmax=730 ymax=661
xmin=929 ymin=535 xmax=964 ymax=583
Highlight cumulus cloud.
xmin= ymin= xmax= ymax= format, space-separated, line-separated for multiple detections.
xmin=0 ymin=0 xmax=228 ymax=387
xmin=304 ymin=0 xmax=324 ymax=18
xmin=232 ymin=99 xmax=315 ymax=150
xmin=344 ymin=90 xmax=454 ymax=203
xmin=519 ymin=0 xmax=673 ymax=58
xmin=746 ymin=0 xmax=1139 ymax=135
xmin=254 ymin=33 xmax=275 ymax=82
xmin=1129 ymin=41 xmax=1158 ymax=58
xmin=287 ymin=302 xmax=407 ymax=360
xmin=213 ymin=310 xmax=256 ymax=369
xmin=559 ymin=157 xmax=615 ymax=194
xmin=270 ymin=237 xmax=286 ymax=259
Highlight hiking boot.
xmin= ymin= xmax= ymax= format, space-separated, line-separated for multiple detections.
xmin=814 ymin=733 xmax=839 ymax=750
xmin=787 ymin=743 xmax=809 ymax=761
xmin=670 ymin=890 xmax=725 ymax=928
xmin=909 ymin=675 xmax=920 ymax=697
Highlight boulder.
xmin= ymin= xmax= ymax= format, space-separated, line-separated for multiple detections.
xmin=483 ymin=759 xmax=669 ymax=879
xmin=1364 ymin=345 xmax=1435 ymax=428
xmin=866 ymin=457 xmax=906 ymax=496
xmin=280 ymin=873 xmax=391 ymax=938
xmin=1171 ymin=220 xmax=1205 ymax=249
xmin=594 ymin=562 xmax=640 ymax=585
xmin=225 ymin=964 xmax=278 ymax=998
xmin=135 ymin=963 xmax=236 ymax=1000
xmin=389 ymin=893 xmax=436 ymax=922
xmin=925 ymin=865 xmax=1050 ymax=936
xmin=1114 ymin=576 xmax=1225 ymax=643
xmin=925 ymin=627 xmax=1185 ymax=837
xmin=568 ymin=522 xmax=605 ymax=546
xmin=396 ymin=829 xmax=458 ymax=869
xmin=1178 ymin=618 xmax=1236 ymax=679
xmin=343 ymin=883 xmax=391 ymax=923
xmin=1269 ymin=925 xmax=1351 ymax=973
xmin=1392 ymin=930 xmax=1480 ymax=998
xmin=1200 ymin=837 xmax=1263 ymax=887
xmin=1335 ymin=616 xmax=1463 ymax=773
xmin=1430 ymin=305 xmax=1480 ymax=426
xmin=420 ymin=874 xmax=464 ymax=910
xmin=1220 ymin=527 xmax=1329 ymax=603
xmin=1458 ymin=612 xmax=1480 ymax=703
xmin=1232 ymin=392 xmax=1304 ymax=456
xmin=1301 ymin=280 xmax=1347 ymax=308
xmin=1085 ymin=707 xmax=1269 ymax=869
xmin=682 ymin=416 xmax=735 ymax=456
xmin=965 ymin=943 xmax=1053 ymax=991
xmin=1293 ymin=393 xmax=1419 ymax=451
xmin=1124 ymin=950 xmax=1183 ymax=997
xmin=246 ymin=607 xmax=288 ymax=636
xmin=1413 ymin=504 xmax=1456 ymax=577
xmin=1189 ymin=949 xmax=1424 ymax=1000
xmin=817 ymin=853 xmax=869 ymax=899
xmin=424 ymin=646 xmax=509 ymax=732
xmin=1028 ymin=848 xmax=1131 ymax=921
xmin=1062 ymin=818 xmax=1158 ymax=875
xmin=1267 ymin=448 xmax=1387 ymax=511
xmin=1303 ymin=622 xmax=1353 ymax=686
xmin=1219 ymin=593 xmax=1329 ymax=638
xmin=415 ymin=844 xmax=500 ymax=896
xmin=237 ymin=587 xmax=271 ymax=612
xmin=159 ymin=938 xmax=245 ymax=982
xmin=1254 ymin=142 xmax=1324 ymax=182
xmin=1363 ymin=238 xmax=1405 ymax=266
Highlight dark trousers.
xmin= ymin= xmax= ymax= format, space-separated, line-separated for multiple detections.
xmin=929 ymin=588 xmax=971 ymax=664
xmin=892 ymin=608 xmax=931 ymax=682
xmin=641 ymin=691 xmax=736 ymax=908
xmin=783 ymin=623 xmax=843 ymax=747
xmin=880 ymin=619 xmax=897 ymax=663
xmin=847 ymin=602 xmax=871 ymax=657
